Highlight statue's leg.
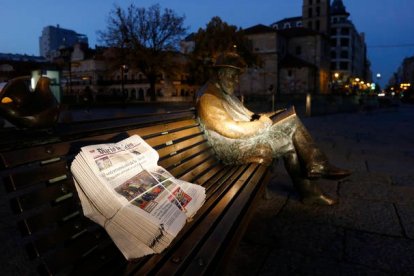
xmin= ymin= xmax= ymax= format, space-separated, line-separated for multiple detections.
xmin=292 ymin=119 xmax=351 ymax=180
xmin=283 ymin=151 xmax=336 ymax=205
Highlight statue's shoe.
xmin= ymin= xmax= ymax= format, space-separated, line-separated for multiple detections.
xmin=306 ymin=162 xmax=351 ymax=180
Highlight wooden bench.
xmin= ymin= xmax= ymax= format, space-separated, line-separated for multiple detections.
xmin=0 ymin=108 xmax=271 ymax=275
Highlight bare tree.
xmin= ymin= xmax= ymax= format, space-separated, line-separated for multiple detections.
xmin=99 ymin=4 xmax=187 ymax=101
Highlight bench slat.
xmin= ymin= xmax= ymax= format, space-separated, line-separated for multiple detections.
xmin=27 ymin=217 xmax=96 ymax=257
xmin=4 ymin=160 xmax=69 ymax=191
xmin=11 ymin=179 xmax=76 ymax=213
xmin=42 ymin=229 xmax=110 ymax=275
xmin=144 ymin=126 xmax=202 ymax=149
xmin=126 ymin=119 xmax=198 ymax=138
xmin=158 ymin=142 xmax=211 ymax=169
xmin=68 ymin=242 xmax=126 ymax=276
xmin=170 ymin=153 xmax=216 ymax=178
xmin=157 ymin=135 xmax=206 ymax=159
xmin=20 ymin=199 xmax=81 ymax=235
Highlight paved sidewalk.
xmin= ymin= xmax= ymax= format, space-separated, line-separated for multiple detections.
xmin=225 ymin=105 xmax=414 ymax=275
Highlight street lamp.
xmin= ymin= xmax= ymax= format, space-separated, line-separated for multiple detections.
xmin=333 ymin=72 xmax=340 ymax=93
xmin=120 ymin=64 xmax=128 ymax=102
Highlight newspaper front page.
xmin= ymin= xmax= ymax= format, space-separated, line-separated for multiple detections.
xmin=71 ymin=135 xmax=206 ymax=259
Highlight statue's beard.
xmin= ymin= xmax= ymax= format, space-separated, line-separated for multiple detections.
xmin=219 ymin=80 xmax=235 ymax=95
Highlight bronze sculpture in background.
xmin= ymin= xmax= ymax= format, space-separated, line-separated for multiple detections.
xmin=0 ymin=76 xmax=60 ymax=128
xmin=195 ymin=52 xmax=351 ymax=205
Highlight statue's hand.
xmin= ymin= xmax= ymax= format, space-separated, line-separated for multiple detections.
xmin=259 ymin=115 xmax=272 ymax=128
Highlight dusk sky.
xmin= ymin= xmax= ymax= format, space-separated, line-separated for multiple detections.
xmin=1 ymin=0 xmax=413 ymax=87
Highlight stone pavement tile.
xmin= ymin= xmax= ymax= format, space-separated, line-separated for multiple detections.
xmin=224 ymin=241 xmax=271 ymax=276
xmin=329 ymin=198 xmax=403 ymax=237
xmin=277 ymin=196 xmax=403 ymax=237
xmin=395 ymin=202 xmax=414 ymax=239
xmin=258 ymin=248 xmax=387 ymax=276
xmin=268 ymin=218 xmax=345 ymax=261
xmin=345 ymin=230 xmax=414 ymax=274
xmin=391 ymin=174 xmax=414 ymax=188
xmin=342 ymin=158 xmax=368 ymax=174
xmin=364 ymin=154 xmax=413 ymax=175
xmin=220 ymin=240 xmax=272 ymax=276
xmin=389 ymin=185 xmax=414 ymax=203
xmin=338 ymin=172 xmax=393 ymax=201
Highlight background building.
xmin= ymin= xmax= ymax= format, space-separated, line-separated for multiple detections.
xmin=57 ymin=44 xmax=196 ymax=104
xmin=39 ymin=25 xmax=88 ymax=61
xmin=266 ymin=0 xmax=370 ymax=94
xmin=242 ymin=0 xmax=332 ymax=97
xmin=330 ymin=0 xmax=371 ymax=91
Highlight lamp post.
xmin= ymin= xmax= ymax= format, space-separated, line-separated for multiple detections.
xmin=376 ymin=73 xmax=382 ymax=92
xmin=120 ymin=64 xmax=128 ymax=106
xmin=119 ymin=27 xmax=130 ymax=106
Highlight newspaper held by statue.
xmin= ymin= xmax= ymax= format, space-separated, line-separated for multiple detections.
xmin=70 ymin=135 xmax=206 ymax=260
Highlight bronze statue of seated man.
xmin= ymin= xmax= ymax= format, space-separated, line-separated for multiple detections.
xmin=195 ymin=52 xmax=350 ymax=205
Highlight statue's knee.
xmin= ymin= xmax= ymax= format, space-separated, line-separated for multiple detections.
xmin=245 ymin=156 xmax=273 ymax=166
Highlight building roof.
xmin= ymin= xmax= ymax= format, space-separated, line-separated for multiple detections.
xmin=0 ymin=53 xmax=47 ymax=63
xmin=270 ymin=16 xmax=302 ymax=27
xmin=243 ymin=24 xmax=276 ymax=35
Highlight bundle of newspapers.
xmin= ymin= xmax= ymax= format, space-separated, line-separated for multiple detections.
xmin=70 ymin=135 xmax=206 ymax=260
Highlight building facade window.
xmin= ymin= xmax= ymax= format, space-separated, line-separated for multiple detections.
xmin=340 ymin=38 xmax=349 ymax=47
xmin=340 ymin=50 xmax=348 ymax=58
xmin=341 ymin=27 xmax=350 ymax=35
xmin=340 ymin=62 xmax=348 ymax=70
xmin=296 ymin=46 xmax=302 ymax=55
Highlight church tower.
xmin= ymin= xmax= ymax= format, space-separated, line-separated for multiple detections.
xmin=302 ymin=0 xmax=330 ymax=34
